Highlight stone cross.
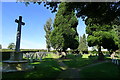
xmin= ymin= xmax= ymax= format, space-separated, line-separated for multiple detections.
xmin=10 ymin=16 xmax=25 ymax=61
xmin=15 ymin=16 xmax=25 ymax=52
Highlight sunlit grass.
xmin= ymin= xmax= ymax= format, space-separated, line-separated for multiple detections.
xmin=43 ymin=53 xmax=59 ymax=59
xmin=106 ymin=57 xmax=111 ymax=59
xmin=82 ymin=54 xmax=90 ymax=58
xmin=106 ymin=57 xmax=120 ymax=60
xmin=30 ymin=62 xmax=41 ymax=64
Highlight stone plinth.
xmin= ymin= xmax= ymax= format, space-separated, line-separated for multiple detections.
xmin=2 ymin=60 xmax=34 ymax=72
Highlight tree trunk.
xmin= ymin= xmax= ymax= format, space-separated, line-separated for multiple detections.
xmin=98 ymin=45 xmax=104 ymax=61
xmin=47 ymin=49 xmax=50 ymax=52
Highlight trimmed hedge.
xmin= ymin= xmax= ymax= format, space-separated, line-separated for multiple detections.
xmin=2 ymin=52 xmax=11 ymax=60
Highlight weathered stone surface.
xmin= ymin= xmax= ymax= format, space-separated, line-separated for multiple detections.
xmin=2 ymin=60 xmax=34 ymax=72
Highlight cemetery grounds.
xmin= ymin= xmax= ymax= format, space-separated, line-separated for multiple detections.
xmin=1 ymin=50 xmax=120 ymax=80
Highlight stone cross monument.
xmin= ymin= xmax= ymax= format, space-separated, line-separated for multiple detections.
xmin=10 ymin=16 xmax=25 ymax=61
xmin=2 ymin=16 xmax=34 ymax=72
xmin=15 ymin=16 xmax=25 ymax=52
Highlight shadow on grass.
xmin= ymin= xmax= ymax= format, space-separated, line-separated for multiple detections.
xmin=2 ymin=58 xmax=63 ymax=79
xmin=62 ymin=54 xmax=98 ymax=68
xmin=80 ymin=62 xmax=120 ymax=80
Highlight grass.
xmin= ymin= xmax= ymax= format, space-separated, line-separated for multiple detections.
xmin=82 ymin=54 xmax=90 ymax=58
xmin=25 ymin=59 xmax=62 ymax=78
xmin=62 ymin=54 xmax=97 ymax=68
xmin=43 ymin=53 xmax=59 ymax=59
xmin=0 ymin=62 xmax=2 ymax=66
xmin=2 ymin=53 xmax=120 ymax=79
xmin=80 ymin=62 xmax=120 ymax=79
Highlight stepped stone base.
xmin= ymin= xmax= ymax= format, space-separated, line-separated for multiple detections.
xmin=2 ymin=60 xmax=34 ymax=72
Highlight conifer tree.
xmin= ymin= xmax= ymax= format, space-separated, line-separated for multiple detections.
xmin=50 ymin=2 xmax=79 ymax=51
xmin=44 ymin=18 xmax=52 ymax=52
xmin=78 ymin=34 xmax=88 ymax=53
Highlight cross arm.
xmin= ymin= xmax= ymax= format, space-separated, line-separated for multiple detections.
xmin=22 ymin=22 xmax=25 ymax=26
xmin=15 ymin=19 xmax=25 ymax=26
xmin=15 ymin=19 xmax=19 ymax=23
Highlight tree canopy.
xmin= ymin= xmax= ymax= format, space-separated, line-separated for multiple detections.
xmin=113 ymin=25 xmax=120 ymax=50
xmin=85 ymin=16 xmax=119 ymax=60
xmin=50 ymin=2 xmax=79 ymax=51
xmin=23 ymin=1 xmax=120 ymax=54
xmin=86 ymin=21 xmax=119 ymax=51
xmin=24 ymin=2 xmax=120 ymax=25
xmin=43 ymin=2 xmax=120 ymax=25
xmin=7 ymin=43 xmax=15 ymax=50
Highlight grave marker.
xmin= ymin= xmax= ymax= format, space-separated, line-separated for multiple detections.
xmin=10 ymin=16 xmax=25 ymax=60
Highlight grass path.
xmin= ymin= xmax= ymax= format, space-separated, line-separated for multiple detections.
xmin=56 ymin=58 xmax=110 ymax=79
xmin=57 ymin=68 xmax=80 ymax=79
xmin=78 ymin=60 xmax=110 ymax=71
xmin=56 ymin=59 xmax=80 ymax=79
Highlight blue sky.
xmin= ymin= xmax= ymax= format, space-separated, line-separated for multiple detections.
xmin=2 ymin=2 xmax=86 ymax=49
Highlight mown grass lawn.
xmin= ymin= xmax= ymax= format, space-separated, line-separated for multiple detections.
xmin=2 ymin=53 xmax=120 ymax=79
xmin=80 ymin=62 xmax=120 ymax=79
xmin=43 ymin=53 xmax=60 ymax=59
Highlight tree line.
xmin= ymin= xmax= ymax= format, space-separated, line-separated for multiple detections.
xmin=43 ymin=2 xmax=120 ymax=60
xmin=2 ymin=2 xmax=120 ymax=61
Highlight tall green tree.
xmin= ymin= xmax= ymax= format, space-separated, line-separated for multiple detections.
xmin=86 ymin=23 xmax=119 ymax=60
xmin=102 ymin=30 xmax=119 ymax=53
xmin=44 ymin=18 xmax=52 ymax=52
xmin=50 ymin=2 xmax=79 ymax=52
xmin=78 ymin=34 xmax=88 ymax=53
xmin=8 ymin=43 xmax=15 ymax=50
